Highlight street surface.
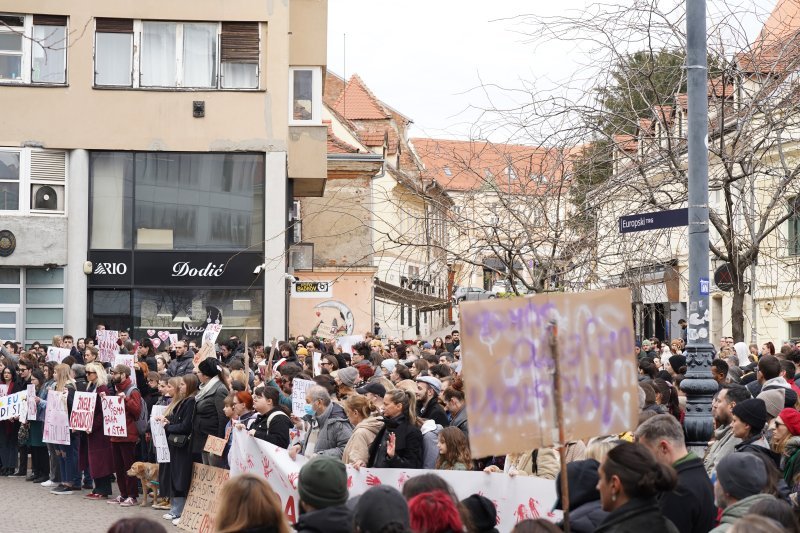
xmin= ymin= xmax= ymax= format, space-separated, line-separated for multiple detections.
xmin=1 ymin=476 xmax=175 ymax=532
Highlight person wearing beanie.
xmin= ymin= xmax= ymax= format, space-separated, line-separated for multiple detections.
xmin=635 ymin=415 xmax=715 ymax=533
xmin=460 ymin=494 xmax=499 ymax=533
xmin=336 ymin=367 xmax=359 ymax=401
xmin=772 ymin=408 xmax=800 ymax=493
xmin=710 ymin=453 xmax=772 ymax=533
xmin=756 ymin=389 xmax=784 ymax=420
xmin=295 ymin=456 xmax=352 ymax=533
xmin=354 ymin=485 xmax=410 ymax=533
xmin=731 ymin=399 xmax=780 ymax=468
xmin=552 ymin=459 xmax=607 ymax=533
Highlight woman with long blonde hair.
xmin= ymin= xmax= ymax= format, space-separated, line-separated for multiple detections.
xmin=342 ymin=394 xmax=382 ymax=465
xmin=48 ymin=363 xmax=80 ymax=494
xmin=84 ymin=362 xmax=114 ymax=499
xmin=214 ymin=474 xmax=290 ymax=533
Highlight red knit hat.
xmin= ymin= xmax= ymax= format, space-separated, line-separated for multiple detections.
xmin=779 ymin=408 xmax=800 ymax=436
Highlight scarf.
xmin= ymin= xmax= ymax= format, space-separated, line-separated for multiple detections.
xmin=195 ymin=375 xmax=221 ymax=401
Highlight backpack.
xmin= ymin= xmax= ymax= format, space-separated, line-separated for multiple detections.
xmin=124 ymin=384 xmax=149 ymax=436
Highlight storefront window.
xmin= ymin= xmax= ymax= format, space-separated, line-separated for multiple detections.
xmin=133 ymin=288 xmax=262 ymax=341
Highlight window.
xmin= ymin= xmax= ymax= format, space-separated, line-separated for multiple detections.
xmin=790 ymin=321 xmax=800 ymax=341
xmin=289 ymin=67 xmax=322 ymax=124
xmin=0 ymin=13 xmax=67 ymax=84
xmin=291 ymin=200 xmax=302 ymax=244
xmin=790 ymin=197 xmax=800 ymax=256
xmin=94 ymin=19 xmax=259 ymax=89
xmin=443 ymin=166 xmax=452 ymax=176
xmin=0 ymin=267 xmax=64 ymax=345
xmin=0 ymin=148 xmax=66 ymax=213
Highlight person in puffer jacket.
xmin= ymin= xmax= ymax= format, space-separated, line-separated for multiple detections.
xmin=554 ymin=459 xmax=608 ymax=533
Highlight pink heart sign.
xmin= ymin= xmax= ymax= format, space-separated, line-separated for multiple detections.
xmin=158 ymin=331 xmax=170 ymax=342
xmin=152 ymin=338 xmax=161 ymax=349
xmin=147 ymin=330 xmax=156 ymax=337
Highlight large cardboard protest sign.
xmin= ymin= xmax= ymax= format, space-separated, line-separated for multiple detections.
xmin=459 ymin=288 xmax=637 ymax=457
xmin=69 ymin=391 xmax=96 ymax=432
xmin=101 ymin=395 xmax=127 ymax=437
xmin=291 ymin=378 xmax=315 ymax=418
xmin=26 ymin=385 xmax=36 ymax=421
xmin=193 ymin=342 xmax=215 ymax=369
xmin=0 ymin=390 xmax=27 ymax=421
xmin=178 ymin=463 xmax=230 ymax=533
xmin=150 ymin=405 xmax=170 ymax=463
xmin=97 ymin=330 xmax=119 ymax=364
xmin=46 ymin=346 xmax=71 ymax=363
xmin=43 ymin=390 xmax=70 ymax=445
xmin=228 ymin=430 xmax=560 ymax=531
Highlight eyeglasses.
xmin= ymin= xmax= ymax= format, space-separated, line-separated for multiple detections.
xmin=87 ymin=371 xmax=97 ymax=375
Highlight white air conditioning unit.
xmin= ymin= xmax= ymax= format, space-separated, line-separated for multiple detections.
xmin=30 ymin=150 xmax=66 ymax=212
xmin=31 ymin=184 xmax=64 ymax=211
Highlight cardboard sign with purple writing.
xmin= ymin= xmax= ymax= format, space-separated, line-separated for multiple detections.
xmin=459 ymin=288 xmax=638 ymax=457
xmin=97 ymin=330 xmax=119 ymax=364
xmin=26 ymin=384 xmax=36 ymax=421
xmin=69 ymin=391 xmax=96 ymax=432
xmin=291 ymin=379 xmax=315 ymax=418
xmin=101 ymin=395 xmax=127 ymax=437
xmin=46 ymin=346 xmax=71 ymax=363
xmin=178 ymin=463 xmax=230 ymax=533
xmin=43 ymin=390 xmax=70 ymax=445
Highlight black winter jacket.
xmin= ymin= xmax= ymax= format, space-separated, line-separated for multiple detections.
xmin=594 ymin=497 xmax=679 ymax=533
xmin=294 ymin=504 xmax=353 ymax=533
xmin=367 ymin=414 xmax=423 ymax=469
xmin=658 ymin=454 xmax=715 ymax=533
xmin=418 ymin=396 xmax=449 ymax=428
xmin=251 ymin=407 xmax=291 ymax=448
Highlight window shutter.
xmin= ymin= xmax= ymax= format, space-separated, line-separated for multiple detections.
xmin=32 ymin=14 xmax=67 ymax=26
xmin=30 ymin=150 xmax=66 ymax=182
xmin=221 ymin=22 xmax=259 ymax=63
xmin=95 ymin=18 xmax=133 ymax=33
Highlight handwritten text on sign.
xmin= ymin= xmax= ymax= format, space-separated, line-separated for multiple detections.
xmin=43 ymin=390 xmax=70 ymax=445
xmin=0 ymin=391 xmax=27 ymax=421
xmin=459 ymin=288 xmax=638 ymax=456
xmin=69 ymin=391 xmax=96 ymax=432
xmin=102 ymin=395 xmax=127 ymax=437
xmin=150 ymin=405 xmax=170 ymax=463
xmin=178 ymin=464 xmax=230 ymax=533
xmin=26 ymin=385 xmax=36 ymax=421
xmin=47 ymin=346 xmax=71 ymax=363
xmin=97 ymin=329 xmax=119 ymax=364
xmin=291 ymin=379 xmax=315 ymax=418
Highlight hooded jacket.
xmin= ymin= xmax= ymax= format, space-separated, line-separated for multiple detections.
xmin=294 ymin=503 xmax=353 ymax=533
xmin=734 ymin=434 xmax=781 ymax=468
xmin=341 ymin=416 xmax=383 ymax=465
xmin=555 ymin=459 xmax=608 ymax=533
xmin=658 ymin=453 xmax=715 ymax=533
xmin=747 ymin=376 xmax=798 ymax=406
xmin=167 ymin=349 xmax=195 ymax=377
xmin=302 ymin=402 xmax=353 ymax=459
xmin=709 ymin=493 xmax=775 ymax=533
xmin=704 ymin=423 xmax=741 ymax=475
xmin=418 ymin=395 xmax=449 ymax=427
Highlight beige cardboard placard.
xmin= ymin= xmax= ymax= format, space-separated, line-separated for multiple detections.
xmin=459 ymin=288 xmax=638 ymax=457
xmin=203 ymin=435 xmax=227 ymax=457
xmin=178 ymin=463 xmax=230 ymax=533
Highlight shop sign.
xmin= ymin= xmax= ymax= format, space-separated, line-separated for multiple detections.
xmin=291 ymin=281 xmax=332 ymax=299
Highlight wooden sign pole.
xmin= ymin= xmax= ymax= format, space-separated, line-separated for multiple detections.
xmin=549 ymin=320 xmax=570 ymax=533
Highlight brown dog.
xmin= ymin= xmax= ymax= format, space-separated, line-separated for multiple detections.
xmin=126 ymin=461 xmax=159 ymax=507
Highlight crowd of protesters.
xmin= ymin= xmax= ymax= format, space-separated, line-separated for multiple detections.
xmin=2 ymin=326 xmax=800 ymax=533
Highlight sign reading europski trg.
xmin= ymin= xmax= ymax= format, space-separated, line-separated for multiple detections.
xmin=291 ymin=281 xmax=332 ymax=299
xmin=459 ymin=288 xmax=638 ymax=457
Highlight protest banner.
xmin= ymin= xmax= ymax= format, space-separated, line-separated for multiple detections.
xmin=69 ymin=391 xmax=96 ymax=432
xmin=150 ymin=405 xmax=170 ymax=463
xmin=459 ymin=288 xmax=637 ymax=457
xmin=336 ymin=335 xmax=363 ymax=355
xmin=46 ymin=346 xmax=71 ymax=363
xmin=193 ymin=342 xmax=215 ymax=369
xmin=0 ymin=384 xmax=7 ymax=397
xmin=228 ymin=430 xmax=559 ymax=530
xmin=291 ymin=378 xmax=315 ymax=418
xmin=178 ymin=463 xmax=230 ymax=533
xmin=114 ymin=353 xmax=137 ymax=386
xmin=0 ymin=390 xmax=27 ymax=421
xmin=203 ymin=435 xmax=227 ymax=457
xmin=97 ymin=329 xmax=119 ymax=363
xmin=312 ymin=351 xmax=322 ymax=376
xmin=101 ymin=395 xmax=127 ymax=437
xmin=26 ymin=384 xmax=36 ymax=421
xmin=202 ymin=323 xmax=222 ymax=345
xmin=43 ymin=390 xmax=70 ymax=445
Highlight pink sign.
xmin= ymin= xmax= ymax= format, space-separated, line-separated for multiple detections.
xmin=43 ymin=390 xmax=70 ymax=445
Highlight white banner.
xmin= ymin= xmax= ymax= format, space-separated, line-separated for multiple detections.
xmin=69 ymin=391 xmax=96 ymax=432
xmin=150 ymin=405 xmax=170 ymax=463
xmin=101 ymin=395 xmax=127 ymax=437
xmin=228 ymin=430 xmax=560 ymax=531
xmin=0 ymin=390 xmax=27 ymax=421
xmin=43 ymin=390 xmax=70 ymax=445
xmin=46 ymin=346 xmax=71 ymax=363
xmin=114 ymin=354 xmax=137 ymax=386
xmin=291 ymin=378 xmax=315 ymax=418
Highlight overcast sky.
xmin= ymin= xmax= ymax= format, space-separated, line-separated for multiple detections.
xmin=328 ymin=0 xmax=776 ymax=141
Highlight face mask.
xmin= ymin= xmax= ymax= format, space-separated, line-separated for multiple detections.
xmin=304 ymin=404 xmax=315 ymax=417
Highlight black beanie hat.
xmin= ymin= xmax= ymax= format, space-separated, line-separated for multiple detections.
xmin=197 ymin=357 xmax=221 ymax=378
xmin=732 ymin=398 xmax=767 ymax=433
xmin=668 ymin=355 xmax=687 ymax=374
xmin=298 ymin=456 xmax=348 ymax=510
xmin=460 ymin=494 xmax=498 ymax=533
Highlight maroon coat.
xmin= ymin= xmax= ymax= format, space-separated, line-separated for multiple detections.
xmin=85 ymin=383 xmax=114 ymax=478
xmin=109 ymin=378 xmax=142 ymax=444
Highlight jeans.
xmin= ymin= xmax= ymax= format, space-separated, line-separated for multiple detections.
xmin=46 ymin=443 xmax=61 ymax=482
xmin=170 ymin=495 xmax=186 ymax=517
xmin=57 ymin=432 xmax=80 ymax=488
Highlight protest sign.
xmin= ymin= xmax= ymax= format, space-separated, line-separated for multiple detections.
xmin=69 ymin=391 xmax=96 ymax=432
xmin=459 ymin=288 xmax=637 ymax=457
xmin=101 ymin=395 xmax=127 ymax=437
xmin=178 ymin=463 xmax=230 ymax=533
xmin=203 ymin=435 xmax=227 ymax=457
xmin=43 ymin=390 xmax=70 ymax=445
xmin=150 ymin=405 xmax=170 ymax=463
xmin=0 ymin=384 xmax=7 ymax=397
xmin=0 ymin=391 xmax=27 ymax=421
xmin=202 ymin=324 xmax=222 ymax=345
xmin=312 ymin=351 xmax=322 ymax=376
xmin=291 ymin=378 xmax=315 ymax=418
xmin=97 ymin=329 xmax=119 ymax=363
xmin=114 ymin=353 xmax=137 ymax=386
xmin=193 ymin=342 xmax=215 ymax=369
xmin=26 ymin=384 xmax=36 ymax=421
xmin=336 ymin=335 xmax=363 ymax=355
xmin=46 ymin=346 xmax=71 ymax=363
xmin=228 ymin=430 xmax=559 ymax=530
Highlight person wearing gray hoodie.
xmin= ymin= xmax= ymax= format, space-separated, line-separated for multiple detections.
xmin=710 ymin=452 xmax=774 ymax=533
xmin=704 ymin=384 xmax=749 ymax=475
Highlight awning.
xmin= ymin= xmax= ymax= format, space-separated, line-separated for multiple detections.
xmin=373 ymin=279 xmax=450 ymax=311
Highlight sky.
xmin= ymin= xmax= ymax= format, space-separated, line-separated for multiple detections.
xmin=328 ymin=0 xmax=777 ymax=142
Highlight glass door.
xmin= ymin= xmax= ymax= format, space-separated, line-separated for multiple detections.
xmin=0 ymin=306 xmax=19 ymax=342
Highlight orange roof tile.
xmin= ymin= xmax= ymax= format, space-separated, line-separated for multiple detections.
xmin=332 ymin=74 xmax=391 ymax=120
xmin=410 ymin=138 xmax=572 ymax=193
xmin=738 ymin=0 xmax=800 ymax=73
xmin=325 ymin=120 xmax=361 ymax=154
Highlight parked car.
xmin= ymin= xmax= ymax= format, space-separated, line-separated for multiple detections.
xmin=490 ymin=281 xmax=530 ymax=295
xmin=453 ymin=286 xmax=495 ymax=303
